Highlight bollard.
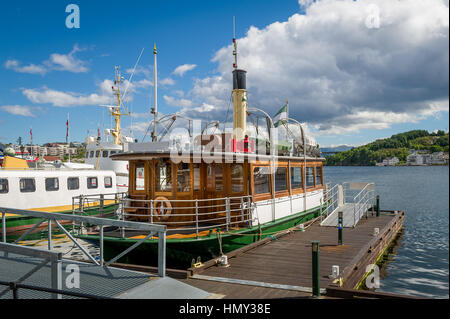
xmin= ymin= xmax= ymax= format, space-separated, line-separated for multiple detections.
xmin=338 ymin=211 xmax=343 ymax=245
xmin=376 ymin=195 xmax=380 ymax=217
xmin=312 ymin=240 xmax=320 ymax=298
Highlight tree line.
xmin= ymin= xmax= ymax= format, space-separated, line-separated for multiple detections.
xmin=324 ymin=130 xmax=449 ymax=166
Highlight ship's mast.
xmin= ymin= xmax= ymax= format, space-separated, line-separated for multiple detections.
xmin=111 ymin=66 xmax=124 ymax=145
xmin=152 ymin=44 xmax=158 ymax=142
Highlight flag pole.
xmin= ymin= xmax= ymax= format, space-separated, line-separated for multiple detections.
xmin=67 ymin=113 xmax=70 ymax=163
xmin=30 ymin=126 xmax=33 ymax=158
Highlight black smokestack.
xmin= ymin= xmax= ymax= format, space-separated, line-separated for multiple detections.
xmin=232 ymin=69 xmax=247 ymax=90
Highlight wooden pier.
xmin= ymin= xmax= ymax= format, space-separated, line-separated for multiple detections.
xmin=176 ymin=210 xmax=407 ymax=299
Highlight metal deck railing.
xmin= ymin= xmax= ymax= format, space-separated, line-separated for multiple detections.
xmin=0 ymin=242 xmax=112 ymax=299
xmin=320 ymin=183 xmax=339 ymax=222
xmin=343 ymin=182 xmax=375 ymax=227
xmin=0 ymin=207 xmax=167 ymax=276
xmin=74 ymin=195 xmax=255 ymax=238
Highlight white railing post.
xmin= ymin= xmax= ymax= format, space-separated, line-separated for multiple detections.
xmin=158 ymin=231 xmax=166 ymax=277
xmin=99 ymin=225 xmax=104 ymax=266
xmin=121 ymin=201 xmax=125 ymax=238
xmin=150 ymin=200 xmax=154 ymax=224
xmin=2 ymin=212 xmax=5 ymax=243
xmin=79 ymin=195 xmax=84 ymax=235
xmin=226 ymin=198 xmax=230 ymax=231
xmin=195 ymin=199 xmax=199 ymax=238
xmin=48 ymin=219 xmax=52 ymax=250
xmin=247 ymin=196 xmax=252 ymax=226
xmin=240 ymin=197 xmax=244 ymax=222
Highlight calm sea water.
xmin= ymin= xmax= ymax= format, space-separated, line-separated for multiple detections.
xmin=324 ymin=166 xmax=449 ymax=298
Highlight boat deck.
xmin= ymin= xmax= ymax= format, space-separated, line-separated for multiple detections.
xmin=182 ymin=210 xmax=405 ymax=298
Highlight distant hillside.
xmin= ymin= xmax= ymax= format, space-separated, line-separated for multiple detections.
xmin=321 ymin=145 xmax=354 ymax=153
xmin=325 ymin=130 xmax=449 ymax=166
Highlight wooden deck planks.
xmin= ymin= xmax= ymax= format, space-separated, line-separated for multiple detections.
xmin=184 ymin=211 xmax=405 ymax=298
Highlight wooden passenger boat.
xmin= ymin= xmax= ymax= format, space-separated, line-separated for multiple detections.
xmin=78 ymin=39 xmax=327 ymax=268
xmin=82 ymin=149 xmax=325 ymax=268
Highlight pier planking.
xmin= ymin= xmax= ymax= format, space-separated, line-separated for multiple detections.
xmin=181 ymin=210 xmax=405 ymax=298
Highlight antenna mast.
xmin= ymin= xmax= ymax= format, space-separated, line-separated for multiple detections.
xmin=233 ymin=16 xmax=238 ymax=70
xmin=152 ymin=44 xmax=158 ymax=142
xmin=110 ymin=66 xmax=124 ymax=145
xmin=232 ymin=16 xmax=247 ymax=140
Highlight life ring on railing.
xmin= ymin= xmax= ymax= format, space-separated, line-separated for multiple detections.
xmin=153 ymin=196 xmax=172 ymax=222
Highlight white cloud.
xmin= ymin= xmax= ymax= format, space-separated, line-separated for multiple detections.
xmin=126 ymin=65 xmax=151 ymax=78
xmin=22 ymin=76 xmax=154 ymax=108
xmin=4 ymin=44 xmax=89 ymax=75
xmin=22 ymin=88 xmax=111 ymax=107
xmin=0 ymin=105 xmax=37 ymax=117
xmin=187 ymin=0 xmax=449 ymax=136
xmin=4 ymin=60 xmax=47 ymax=75
xmin=173 ymin=64 xmax=197 ymax=76
xmin=160 ymin=77 xmax=175 ymax=86
xmin=163 ymin=95 xmax=193 ymax=108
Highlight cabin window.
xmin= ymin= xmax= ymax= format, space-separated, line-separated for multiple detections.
xmin=206 ymin=164 xmax=223 ymax=192
xmin=290 ymin=166 xmax=303 ymax=189
xmin=215 ymin=166 xmax=223 ymax=191
xmin=315 ymin=166 xmax=322 ymax=186
xmin=216 ymin=165 xmax=224 ymax=191
xmin=110 ymin=151 xmax=117 ymax=157
xmin=275 ymin=167 xmax=288 ymax=192
xmin=306 ymin=167 xmax=314 ymax=188
xmin=95 ymin=150 xmax=100 ymax=158
xmin=102 ymin=150 xmax=109 ymax=158
xmin=45 ymin=178 xmax=59 ymax=192
xmin=231 ymin=164 xmax=244 ymax=193
xmin=0 ymin=179 xmax=8 ymax=194
xmin=135 ymin=164 xmax=145 ymax=191
xmin=193 ymin=164 xmax=200 ymax=191
xmin=87 ymin=177 xmax=98 ymax=189
xmin=85 ymin=152 xmax=89 ymax=159
xmin=253 ymin=166 xmax=270 ymax=195
xmin=67 ymin=177 xmax=79 ymax=190
xmin=20 ymin=178 xmax=36 ymax=193
xmin=177 ymin=163 xmax=191 ymax=192
xmin=89 ymin=151 xmax=94 ymax=158
xmin=156 ymin=160 xmax=172 ymax=192
xmin=104 ymin=176 xmax=113 ymax=188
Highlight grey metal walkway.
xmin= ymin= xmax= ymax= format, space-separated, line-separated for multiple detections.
xmin=0 ymin=253 xmax=211 ymax=299
xmin=320 ymin=203 xmax=371 ymax=228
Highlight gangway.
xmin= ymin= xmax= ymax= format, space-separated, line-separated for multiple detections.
xmin=320 ymin=182 xmax=375 ymax=228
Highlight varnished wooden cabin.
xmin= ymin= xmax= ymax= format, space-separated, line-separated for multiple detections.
xmin=111 ymin=147 xmax=324 ymax=231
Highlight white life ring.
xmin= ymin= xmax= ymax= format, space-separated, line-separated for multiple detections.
xmin=153 ymin=196 xmax=172 ymax=222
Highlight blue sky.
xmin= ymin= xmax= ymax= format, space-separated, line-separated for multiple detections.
xmin=0 ymin=0 xmax=448 ymax=147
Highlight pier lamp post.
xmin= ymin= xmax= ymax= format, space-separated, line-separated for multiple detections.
xmin=311 ymin=240 xmax=320 ymax=298
xmin=376 ymin=195 xmax=380 ymax=217
xmin=338 ymin=211 xmax=343 ymax=245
